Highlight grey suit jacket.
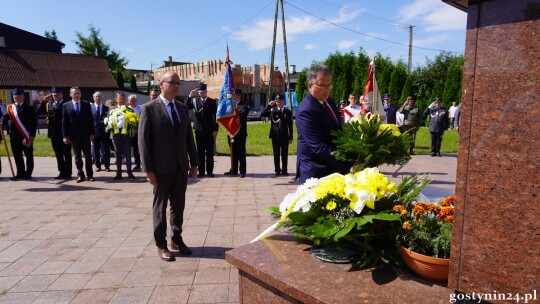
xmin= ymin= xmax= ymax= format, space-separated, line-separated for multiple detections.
xmin=138 ymin=96 xmax=198 ymax=174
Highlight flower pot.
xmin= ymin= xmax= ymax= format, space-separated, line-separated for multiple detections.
xmin=399 ymin=246 xmax=449 ymax=282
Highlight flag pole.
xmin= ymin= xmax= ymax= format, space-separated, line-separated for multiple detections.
xmin=0 ymin=124 xmax=15 ymax=177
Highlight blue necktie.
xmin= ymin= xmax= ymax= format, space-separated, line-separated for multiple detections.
xmin=169 ymin=103 xmax=180 ymax=134
xmin=75 ymin=102 xmax=80 ymax=115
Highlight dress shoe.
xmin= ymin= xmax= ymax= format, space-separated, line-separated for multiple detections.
xmin=197 ymin=173 xmax=205 ymax=178
xmin=54 ymin=173 xmax=64 ymax=179
xmin=207 ymin=173 xmax=215 ymax=177
xmin=113 ymin=175 xmax=122 ymax=180
xmin=24 ymin=176 xmax=32 ymax=180
xmin=96 ymin=167 xmax=102 ymax=172
xmin=157 ymin=248 xmax=175 ymax=261
xmin=10 ymin=176 xmax=25 ymax=181
xmin=171 ymin=240 xmax=192 ymax=255
xmin=431 ymin=152 xmax=436 ymax=157
xmin=127 ymin=174 xmax=136 ymax=180
xmin=88 ymin=176 xmax=96 ymax=182
xmin=105 ymin=168 xmax=111 ymax=172
xmin=64 ymin=175 xmax=72 ymax=180
xmin=224 ymin=171 xmax=232 ymax=175
xmin=281 ymin=172 xmax=289 ymax=176
xmin=437 ymin=153 xmax=442 ymax=157
xmin=240 ymin=174 xmax=246 ymax=178
xmin=76 ymin=176 xmax=84 ymax=183
xmin=133 ymin=165 xmax=141 ymax=171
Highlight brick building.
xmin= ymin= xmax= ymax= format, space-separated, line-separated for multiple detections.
xmin=153 ymin=59 xmax=285 ymax=108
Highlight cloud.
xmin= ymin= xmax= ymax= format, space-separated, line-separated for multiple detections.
xmin=337 ymin=40 xmax=357 ymax=49
xmin=304 ymin=43 xmax=318 ymax=50
xmin=398 ymin=0 xmax=466 ymax=32
xmin=125 ymin=47 xmax=134 ymax=53
xmin=232 ymin=7 xmax=360 ymax=50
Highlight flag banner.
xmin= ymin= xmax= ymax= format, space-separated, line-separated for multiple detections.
xmin=216 ymin=50 xmax=240 ymax=137
xmin=362 ymin=58 xmax=386 ymax=119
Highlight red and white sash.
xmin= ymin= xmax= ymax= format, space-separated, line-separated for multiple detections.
xmin=341 ymin=109 xmax=354 ymax=122
xmin=7 ymin=104 xmax=31 ymax=145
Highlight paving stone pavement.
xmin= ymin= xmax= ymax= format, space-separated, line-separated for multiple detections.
xmin=0 ymin=154 xmax=456 ymax=303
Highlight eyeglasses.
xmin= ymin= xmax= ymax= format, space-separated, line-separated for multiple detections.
xmin=162 ymin=80 xmax=182 ymax=86
xmin=312 ymin=83 xmax=333 ymax=90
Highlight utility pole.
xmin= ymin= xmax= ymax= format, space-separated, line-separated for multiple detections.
xmin=268 ymin=0 xmax=279 ymax=106
xmin=280 ymin=0 xmax=292 ymax=111
xmin=408 ymin=25 xmax=415 ymax=73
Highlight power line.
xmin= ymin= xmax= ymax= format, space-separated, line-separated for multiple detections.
xmin=174 ymin=0 xmax=274 ymax=60
xmin=285 ymin=1 xmax=463 ymax=54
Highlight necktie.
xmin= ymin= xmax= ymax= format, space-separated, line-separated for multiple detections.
xmin=96 ymin=106 xmax=100 ymax=118
xmin=75 ymin=102 xmax=80 ymax=115
xmin=169 ymin=103 xmax=180 ymax=134
xmin=323 ymin=101 xmax=339 ymax=126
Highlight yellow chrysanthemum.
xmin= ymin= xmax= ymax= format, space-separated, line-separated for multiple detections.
xmin=400 ymin=210 xmax=408 ymax=217
xmin=326 ymin=201 xmax=337 ymax=211
xmin=314 ymin=175 xmax=346 ymax=200
xmin=402 ymin=221 xmax=411 ymax=229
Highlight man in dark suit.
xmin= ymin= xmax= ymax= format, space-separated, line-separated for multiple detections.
xmin=185 ymin=83 xmax=218 ymax=177
xmin=139 ymin=71 xmax=198 ymax=261
xmin=44 ymin=88 xmax=72 ymax=179
xmin=1 ymin=89 xmax=37 ymax=180
xmin=383 ymin=94 xmax=398 ymax=125
xmin=424 ymin=98 xmax=448 ymax=157
xmin=62 ymin=87 xmax=95 ymax=183
xmin=91 ymin=91 xmax=111 ymax=172
xmin=261 ymin=94 xmax=293 ymax=176
xmin=225 ymin=89 xmax=249 ymax=178
xmin=295 ymin=64 xmax=351 ymax=183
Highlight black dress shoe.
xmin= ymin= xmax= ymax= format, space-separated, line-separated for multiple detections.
xmin=274 ymin=172 xmax=281 ymax=177
xmin=64 ymin=175 xmax=72 ymax=180
xmin=76 ymin=176 xmax=84 ymax=183
xmin=88 ymin=176 xmax=95 ymax=182
xmin=437 ymin=153 xmax=442 ymax=157
xmin=113 ymin=175 xmax=122 ymax=180
xmin=96 ymin=167 xmax=102 ymax=172
xmin=197 ymin=173 xmax=205 ymax=178
xmin=431 ymin=152 xmax=436 ymax=157
xmin=127 ymin=174 xmax=136 ymax=179
xmin=158 ymin=248 xmax=175 ymax=261
xmin=224 ymin=171 xmax=232 ymax=175
xmin=133 ymin=165 xmax=141 ymax=171
xmin=207 ymin=173 xmax=215 ymax=177
xmin=240 ymin=174 xmax=246 ymax=178
xmin=10 ymin=176 xmax=24 ymax=181
xmin=171 ymin=240 xmax=192 ymax=255
xmin=54 ymin=173 xmax=64 ymax=179
xmin=281 ymin=172 xmax=289 ymax=176
xmin=105 ymin=168 xmax=111 ymax=172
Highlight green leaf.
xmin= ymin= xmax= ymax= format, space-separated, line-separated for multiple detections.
xmin=333 ymin=220 xmax=357 ymax=241
xmin=263 ymin=206 xmax=281 ymax=215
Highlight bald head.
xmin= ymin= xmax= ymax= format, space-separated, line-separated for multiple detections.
xmin=159 ymin=71 xmax=181 ymax=100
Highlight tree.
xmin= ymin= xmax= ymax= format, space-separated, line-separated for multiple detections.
xmin=442 ymin=58 xmax=463 ymax=108
xmin=388 ymin=61 xmax=408 ymax=101
xmin=44 ymin=29 xmax=60 ymax=42
xmin=399 ymin=74 xmax=413 ymax=104
xmin=146 ymin=81 xmax=151 ymax=93
xmin=74 ymin=25 xmax=128 ymax=71
xmin=129 ymin=74 xmax=137 ymax=91
xmin=295 ymin=69 xmax=308 ymax=103
xmin=114 ymin=69 xmax=125 ymax=89
xmin=375 ymin=55 xmax=394 ymax=96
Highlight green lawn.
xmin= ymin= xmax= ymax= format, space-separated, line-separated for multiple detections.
xmin=0 ymin=123 xmax=459 ymax=157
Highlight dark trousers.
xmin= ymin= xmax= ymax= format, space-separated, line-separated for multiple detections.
xmin=112 ymin=134 xmax=132 ymax=175
xmin=403 ymin=125 xmax=418 ymax=152
xmin=153 ymin=170 xmax=188 ymax=249
xmin=195 ymin=131 xmax=214 ymax=175
xmin=231 ymin=136 xmax=246 ymax=175
xmin=92 ymin=135 xmax=111 ymax=169
xmin=11 ymin=138 xmax=33 ymax=178
xmin=272 ymin=138 xmax=289 ymax=173
xmin=51 ymin=135 xmax=72 ymax=176
xmin=131 ymin=133 xmax=140 ymax=167
xmin=430 ymin=131 xmax=444 ymax=154
xmin=71 ymin=139 xmax=93 ymax=178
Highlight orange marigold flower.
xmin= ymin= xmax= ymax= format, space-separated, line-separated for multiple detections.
xmin=400 ymin=210 xmax=408 ymax=217
xmin=413 ymin=205 xmax=425 ymax=216
xmin=392 ymin=205 xmax=404 ymax=212
xmin=445 ymin=196 xmax=456 ymax=205
xmin=417 ymin=202 xmax=427 ymax=209
xmin=402 ymin=221 xmax=411 ymax=229
xmin=441 ymin=206 xmax=454 ymax=216
xmin=427 ymin=204 xmax=440 ymax=213
xmin=445 ymin=215 xmax=454 ymax=222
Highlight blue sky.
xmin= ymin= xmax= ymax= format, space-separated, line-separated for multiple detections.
xmin=0 ymin=0 xmax=466 ymax=71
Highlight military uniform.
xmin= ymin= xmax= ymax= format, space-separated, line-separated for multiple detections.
xmin=261 ymin=95 xmax=293 ymax=175
xmin=399 ymin=102 xmax=422 ymax=154
xmin=46 ymin=88 xmax=72 ymax=178
xmin=424 ymin=99 xmax=448 ymax=156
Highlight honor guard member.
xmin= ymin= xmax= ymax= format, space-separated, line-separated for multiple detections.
xmin=424 ymin=98 xmax=448 ymax=157
xmin=1 ymin=89 xmax=37 ymax=180
xmin=225 ymin=89 xmax=249 ymax=178
xmin=342 ymin=93 xmax=361 ymax=123
xmin=45 ymin=88 xmax=73 ymax=179
xmin=185 ymin=83 xmax=218 ymax=177
xmin=261 ymin=94 xmax=293 ymax=176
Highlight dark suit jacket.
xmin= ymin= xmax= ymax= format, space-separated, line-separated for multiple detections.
xmin=424 ymin=107 xmax=448 ymax=132
xmin=138 ymin=96 xmax=198 ymax=175
xmin=384 ymin=103 xmax=398 ymax=124
xmin=91 ymin=103 xmax=109 ymax=137
xmin=184 ymin=97 xmax=218 ymax=133
xmin=261 ymin=105 xmax=293 ymax=141
xmin=46 ymin=99 xmax=67 ymax=138
xmin=235 ymin=100 xmax=249 ymax=139
xmin=1 ymin=103 xmax=37 ymax=140
xmin=62 ymin=100 xmax=95 ymax=142
xmin=295 ymin=92 xmax=350 ymax=182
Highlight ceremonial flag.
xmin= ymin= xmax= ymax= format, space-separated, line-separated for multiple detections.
xmin=362 ymin=58 xmax=386 ymax=119
xmin=216 ymin=47 xmax=240 ymax=137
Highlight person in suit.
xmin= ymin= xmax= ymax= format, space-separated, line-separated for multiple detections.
xmin=261 ymin=94 xmax=293 ymax=176
xmin=127 ymin=94 xmax=141 ymax=171
xmin=295 ymin=64 xmax=351 ymax=183
xmin=185 ymin=83 xmax=218 ymax=177
xmin=424 ymin=98 xmax=448 ymax=157
xmin=139 ymin=71 xmax=198 ymax=261
xmin=62 ymin=87 xmax=95 ymax=183
xmin=383 ymin=94 xmax=398 ymax=125
xmin=44 ymin=88 xmax=72 ymax=179
xmin=2 ymin=89 xmax=37 ymax=180
xmin=110 ymin=92 xmax=135 ymax=180
xmin=91 ymin=91 xmax=111 ymax=172
xmin=224 ymin=89 xmax=249 ymax=178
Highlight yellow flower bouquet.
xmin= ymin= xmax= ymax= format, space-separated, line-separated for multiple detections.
xmin=104 ymin=105 xmax=140 ymax=136
xmin=262 ymin=168 xmax=430 ymax=268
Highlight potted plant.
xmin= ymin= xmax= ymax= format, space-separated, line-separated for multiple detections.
xmin=394 ymin=195 xmax=455 ymax=281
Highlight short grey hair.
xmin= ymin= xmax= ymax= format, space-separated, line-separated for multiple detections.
xmin=93 ymin=91 xmax=102 ymax=97
xmin=128 ymin=94 xmax=137 ymax=101
xmin=307 ymin=64 xmax=331 ymax=85
xmin=70 ymin=86 xmax=81 ymax=94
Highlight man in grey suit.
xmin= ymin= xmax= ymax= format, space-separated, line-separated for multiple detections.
xmin=139 ymin=71 xmax=198 ymax=261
